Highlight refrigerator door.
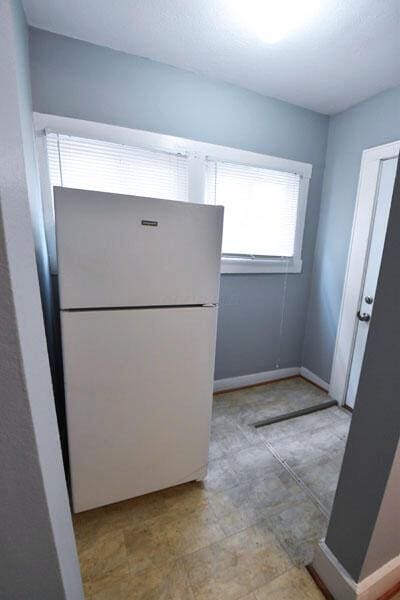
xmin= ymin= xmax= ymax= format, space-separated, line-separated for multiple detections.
xmin=55 ymin=187 xmax=223 ymax=309
xmin=61 ymin=306 xmax=217 ymax=512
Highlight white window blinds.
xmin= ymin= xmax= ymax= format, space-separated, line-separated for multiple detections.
xmin=46 ymin=133 xmax=189 ymax=201
xmin=206 ymin=161 xmax=301 ymax=258
xmin=44 ymin=133 xmax=189 ymax=271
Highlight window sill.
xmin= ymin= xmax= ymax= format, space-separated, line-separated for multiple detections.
xmin=221 ymin=257 xmax=302 ymax=274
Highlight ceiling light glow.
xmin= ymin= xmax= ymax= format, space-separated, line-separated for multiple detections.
xmin=230 ymin=0 xmax=322 ymax=44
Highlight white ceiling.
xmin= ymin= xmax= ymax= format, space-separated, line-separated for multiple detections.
xmin=23 ymin=0 xmax=400 ymax=115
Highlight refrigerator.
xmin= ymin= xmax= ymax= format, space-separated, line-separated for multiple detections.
xmin=55 ymin=187 xmax=224 ymax=513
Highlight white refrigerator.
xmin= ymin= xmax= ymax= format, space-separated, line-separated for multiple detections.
xmin=55 ymin=187 xmax=223 ymax=513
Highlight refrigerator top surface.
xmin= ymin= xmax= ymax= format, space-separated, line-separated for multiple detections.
xmin=55 ymin=187 xmax=223 ymax=309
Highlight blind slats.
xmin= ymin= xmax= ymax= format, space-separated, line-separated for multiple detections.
xmin=44 ymin=132 xmax=303 ymax=270
xmin=47 ymin=133 xmax=189 ymax=202
xmin=206 ymin=160 xmax=301 ymax=258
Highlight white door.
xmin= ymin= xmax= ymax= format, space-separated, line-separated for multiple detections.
xmin=61 ymin=306 xmax=217 ymax=512
xmin=346 ymin=157 xmax=398 ymax=409
xmin=55 ymin=188 xmax=223 ymax=309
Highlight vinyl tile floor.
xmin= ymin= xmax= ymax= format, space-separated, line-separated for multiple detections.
xmin=73 ymin=377 xmax=351 ymax=599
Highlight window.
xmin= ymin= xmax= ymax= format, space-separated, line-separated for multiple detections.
xmin=46 ymin=133 xmax=188 ymax=201
xmin=36 ymin=115 xmax=311 ymax=274
xmin=206 ymin=160 xmax=301 ymax=260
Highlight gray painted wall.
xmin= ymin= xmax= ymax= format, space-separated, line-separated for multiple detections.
xmin=325 ymin=161 xmax=400 ymax=581
xmin=302 ymin=85 xmax=400 ymax=382
xmin=28 ymin=27 xmax=329 ymax=380
xmin=13 ymin=4 xmax=67 ymax=468
xmin=0 ymin=2 xmax=82 ymax=598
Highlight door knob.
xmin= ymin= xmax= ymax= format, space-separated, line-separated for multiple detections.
xmin=365 ymin=296 xmax=373 ymax=305
xmin=357 ymin=311 xmax=371 ymax=322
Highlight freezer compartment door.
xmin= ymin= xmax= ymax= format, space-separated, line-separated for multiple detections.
xmin=55 ymin=187 xmax=223 ymax=309
xmin=61 ymin=306 xmax=217 ymax=512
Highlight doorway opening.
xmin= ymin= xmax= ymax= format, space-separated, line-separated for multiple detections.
xmin=330 ymin=141 xmax=400 ymax=410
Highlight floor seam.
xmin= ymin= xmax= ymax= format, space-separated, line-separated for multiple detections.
xmin=260 ymin=437 xmax=331 ymax=519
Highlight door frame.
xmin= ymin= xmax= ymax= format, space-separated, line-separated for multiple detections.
xmin=330 ymin=140 xmax=400 ymax=406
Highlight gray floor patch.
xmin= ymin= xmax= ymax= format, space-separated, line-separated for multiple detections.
xmin=210 ymin=377 xmax=352 ymax=565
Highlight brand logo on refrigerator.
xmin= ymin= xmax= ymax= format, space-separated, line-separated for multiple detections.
xmin=141 ymin=220 xmax=158 ymax=227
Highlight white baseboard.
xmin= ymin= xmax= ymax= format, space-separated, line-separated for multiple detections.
xmin=213 ymin=366 xmax=330 ymax=394
xmin=313 ymin=541 xmax=400 ymax=600
xmin=300 ymin=367 xmax=330 ymax=391
xmin=213 ymin=367 xmax=300 ymax=393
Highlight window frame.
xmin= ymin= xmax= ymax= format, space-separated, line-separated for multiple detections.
xmin=34 ymin=112 xmax=312 ymax=275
